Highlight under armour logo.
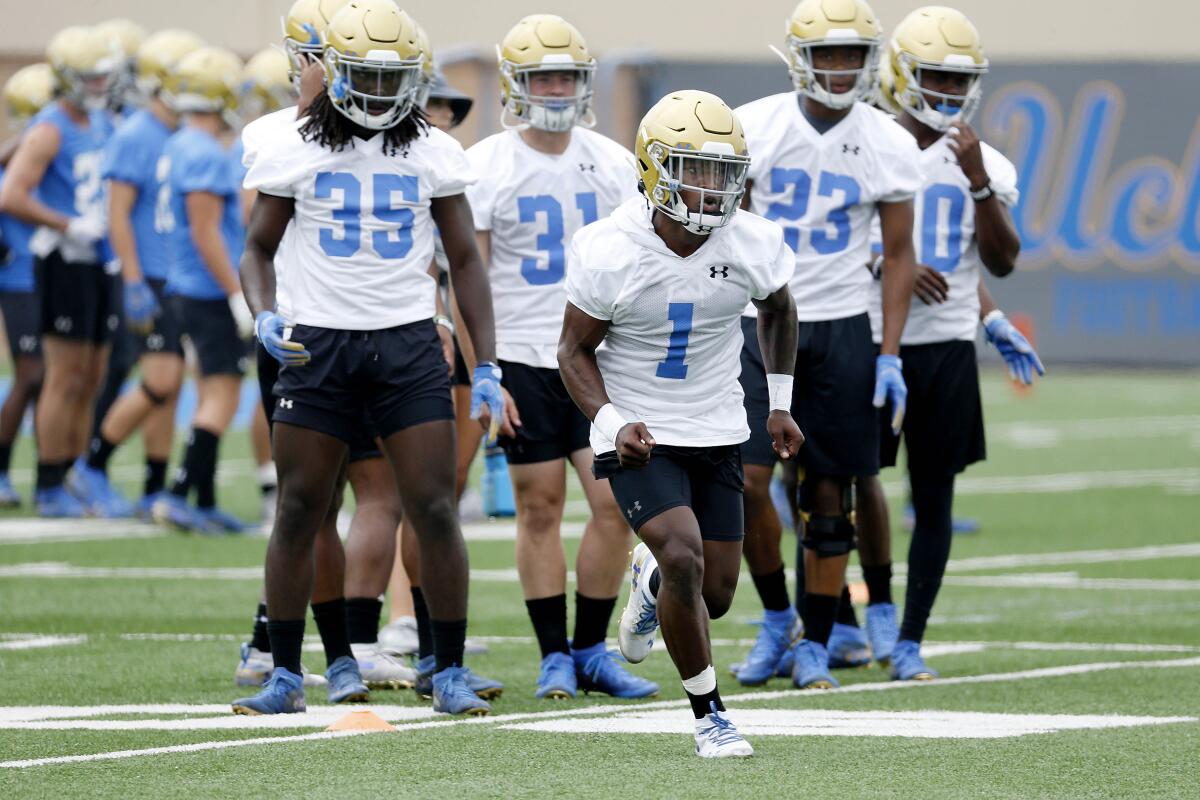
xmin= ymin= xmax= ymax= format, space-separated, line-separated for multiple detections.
xmin=626 ymin=500 xmax=642 ymax=519
xmin=54 ymin=316 xmax=72 ymax=333
xmin=146 ymin=333 xmax=164 ymax=351
xmin=279 ymin=398 xmax=294 ymax=409
xmin=842 ymin=144 xmax=860 ymax=155
xmin=709 ymin=265 xmax=730 ymax=279
xmin=943 ymin=156 xmax=958 ymax=165
xmin=18 ymin=335 xmax=36 ymax=353
xmin=579 ymin=163 xmax=596 ymax=172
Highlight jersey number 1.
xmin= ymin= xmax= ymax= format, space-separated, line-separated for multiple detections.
xmin=316 ymin=172 xmax=418 ymax=259
xmin=656 ymin=302 xmax=694 ymax=380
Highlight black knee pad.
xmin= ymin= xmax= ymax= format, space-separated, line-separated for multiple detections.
xmin=801 ymin=514 xmax=856 ymax=558
xmin=798 ymin=474 xmax=853 ymax=517
xmin=140 ymin=381 xmax=169 ymax=406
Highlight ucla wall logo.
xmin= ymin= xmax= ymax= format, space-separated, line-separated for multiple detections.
xmin=983 ymin=81 xmax=1200 ymax=273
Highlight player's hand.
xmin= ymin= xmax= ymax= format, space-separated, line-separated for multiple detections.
xmin=947 ymin=122 xmax=988 ymax=193
xmin=872 ymin=354 xmax=907 ymax=435
xmin=767 ymin=410 xmax=804 ymax=460
xmin=298 ymin=56 xmax=324 ymax=115
xmin=984 ymin=313 xmax=1046 ymax=386
xmin=255 ymin=310 xmax=310 ymax=365
xmin=470 ymin=361 xmax=505 ymax=443
xmin=497 ymin=385 xmax=521 ymax=439
xmin=123 ymin=280 xmax=160 ymax=335
xmin=228 ymin=292 xmax=255 ymax=340
xmin=913 ymin=264 xmax=949 ymax=305
xmin=435 ymin=323 xmax=454 ymax=375
xmin=64 ymin=212 xmax=106 ymax=246
xmin=615 ymin=422 xmax=655 ymax=469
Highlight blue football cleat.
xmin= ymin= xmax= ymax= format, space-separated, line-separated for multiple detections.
xmin=891 ymin=639 xmax=938 ymax=681
xmin=535 ymin=651 xmax=576 ymax=700
xmin=432 ymin=666 xmax=491 ymax=716
xmin=135 ymin=491 xmax=168 ymax=522
xmin=325 ymin=655 xmax=370 ymax=704
xmin=194 ymin=505 xmax=246 ymax=535
xmin=413 ymin=655 xmax=503 ymax=701
xmin=36 ymin=486 xmax=87 ymax=518
xmin=0 ymin=473 xmax=22 ymax=507
xmin=735 ymin=607 xmax=800 ymax=686
xmin=791 ymin=640 xmax=840 ymax=689
xmin=67 ymin=460 xmax=133 ymax=518
xmin=827 ymin=623 xmax=872 ymax=669
xmin=572 ymin=643 xmax=658 ymax=698
xmin=231 ymin=667 xmax=305 ymax=715
xmin=775 ymin=644 xmax=795 ymax=677
xmin=865 ymin=602 xmax=899 ymax=665
xmin=151 ymin=493 xmax=204 ymax=532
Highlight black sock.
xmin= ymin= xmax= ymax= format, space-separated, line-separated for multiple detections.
xmin=411 ymin=587 xmax=433 ymax=659
xmin=751 ymin=567 xmax=790 ymax=612
xmin=431 ymin=617 xmax=467 ymax=673
xmin=687 ymin=688 xmax=725 ymax=720
xmin=526 ymin=594 xmax=569 ymax=658
xmin=266 ymin=618 xmax=304 ymax=675
xmin=648 ymin=568 xmax=661 ymax=598
xmin=572 ymin=593 xmax=616 ymax=651
xmin=168 ymin=433 xmax=194 ymax=498
xmin=801 ymin=592 xmax=838 ymax=646
xmin=345 ymin=597 xmax=383 ymax=645
xmin=85 ymin=434 xmax=117 ymax=472
xmin=793 ymin=535 xmax=808 ymax=616
xmin=836 ymin=584 xmax=859 ymax=627
xmin=900 ymin=473 xmax=955 ymax=643
xmin=36 ymin=461 xmax=64 ymax=490
xmin=249 ymin=602 xmax=271 ymax=652
xmin=0 ymin=443 xmax=13 ymax=473
xmin=190 ymin=428 xmax=220 ymax=508
xmin=863 ymin=563 xmax=893 ymax=606
xmin=311 ymin=598 xmax=353 ymax=667
xmin=144 ymin=458 xmax=168 ymax=497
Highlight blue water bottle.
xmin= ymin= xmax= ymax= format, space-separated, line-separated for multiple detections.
xmin=480 ymin=445 xmax=516 ymax=518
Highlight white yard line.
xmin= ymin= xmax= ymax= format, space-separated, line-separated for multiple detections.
xmin=943 ymin=574 xmax=1200 ymax=591
xmin=943 ymin=543 xmax=1200 ymax=572
xmin=988 ymin=416 xmax=1200 ymax=449
xmin=0 ymin=635 xmax=87 ymax=651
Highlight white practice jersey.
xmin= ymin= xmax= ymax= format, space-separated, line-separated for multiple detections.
xmin=241 ymin=107 xmax=300 ymax=317
xmin=867 ymin=137 xmax=1019 ymax=345
xmin=737 ymin=95 xmax=923 ymax=321
xmin=467 ymin=129 xmax=637 ymax=368
xmin=566 ymin=198 xmax=793 ymax=455
xmin=243 ymin=120 xmax=473 ymax=330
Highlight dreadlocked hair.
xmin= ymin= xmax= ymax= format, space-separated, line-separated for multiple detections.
xmin=299 ymin=92 xmax=429 ymax=157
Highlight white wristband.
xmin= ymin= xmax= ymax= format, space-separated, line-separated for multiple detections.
xmin=766 ymin=374 xmax=793 ymax=412
xmin=982 ymin=309 xmax=1006 ymax=327
xmin=593 ymin=403 xmax=628 ymax=445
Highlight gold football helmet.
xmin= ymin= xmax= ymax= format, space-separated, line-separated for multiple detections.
xmin=498 ymin=14 xmax=595 ymax=132
xmin=46 ymin=26 xmax=125 ymax=112
xmin=635 ymin=90 xmax=750 ymax=235
xmin=3 ymin=63 xmax=55 ymax=125
xmin=322 ymin=0 xmax=425 ymax=130
xmin=97 ymin=18 xmax=149 ymax=110
xmin=136 ymin=29 xmax=205 ymax=99
xmin=283 ymin=0 xmax=351 ymax=86
xmin=883 ymin=6 xmax=987 ymax=131
xmin=243 ymin=47 xmax=295 ymax=118
xmin=160 ymin=46 xmax=244 ymax=128
xmin=774 ymin=0 xmax=883 ymax=110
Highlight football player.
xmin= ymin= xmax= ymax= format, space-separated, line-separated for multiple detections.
xmin=0 ymin=26 xmax=120 ymax=517
xmin=149 ymin=47 xmax=253 ymax=533
xmin=466 ymin=14 xmax=656 ymax=701
xmin=0 ymin=64 xmax=54 ymax=507
xmin=855 ymin=6 xmax=1042 ymax=681
xmin=560 ymin=90 xmax=801 ymax=757
xmin=233 ymin=0 xmax=503 ymax=716
xmin=69 ymin=30 xmax=204 ymax=518
xmin=94 ymin=18 xmax=147 ymax=118
xmin=731 ymin=0 xmax=920 ymax=690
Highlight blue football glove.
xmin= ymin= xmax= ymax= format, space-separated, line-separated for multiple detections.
xmin=984 ymin=313 xmax=1045 ymax=386
xmin=123 ymin=280 xmax=160 ymax=334
xmin=872 ymin=354 xmax=907 ymax=435
xmin=470 ymin=361 xmax=505 ymax=443
xmin=255 ymin=311 xmax=310 ymax=365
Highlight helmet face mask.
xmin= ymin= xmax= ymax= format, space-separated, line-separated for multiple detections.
xmin=502 ymin=59 xmax=594 ymax=132
xmin=66 ymin=64 xmax=121 ymax=113
xmin=896 ymin=54 xmax=985 ymax=131
xmin=324 ymin=48 xmax=423 ymax=130
xmin=650 ymin=145 xmax=749 ymax=235
xmin=784 ymin=36 xmax=880 ymax=110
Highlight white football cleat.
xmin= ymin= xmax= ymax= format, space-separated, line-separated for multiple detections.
xmin=352 ymin=642 xmax=417 ymax=689
xmin=377 ymin=616 xmax=419 ymax=656
xmin=235 ymin=644 xmax=326 ymax=687
xmin=618 ymin=543 xmax=659 ymax=664
xmin=694 ymin=707 xmax=754 ymax=759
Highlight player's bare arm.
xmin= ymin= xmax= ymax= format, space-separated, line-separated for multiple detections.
xmin=948 ymin=122 xmax=1019 ymax=277
xmin=751 ymin=285 xmax=804 ymax=460
xmin=238 ymin=192 xmax=293 ymax=317
xmin=558 ymin=303 xmax=653 ymax=468
xmin=0 ymin=122 xmax=68 ymax=230
xmin=876 ymin=198 xmax=917 ymax=356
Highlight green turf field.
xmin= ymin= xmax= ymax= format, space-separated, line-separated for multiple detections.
xmin=1 ymin=370 xmax=1198 ymax=798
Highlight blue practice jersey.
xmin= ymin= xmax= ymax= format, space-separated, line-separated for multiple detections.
xmin=0 ymin=166 xmax=35 ymax=293
xmin=163 ymin=127 xmax=244 ymax=300
xmin=30 ymin=102 xmax=111 ymax=262
xmin=102 ymin=108 xmax=173 ymax=280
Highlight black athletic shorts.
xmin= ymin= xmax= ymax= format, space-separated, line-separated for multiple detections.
xmin=497 ymin=360 xmax=590 ymax=465
xmin=36 ymin=250 xmax=118 ymax=343
xmin=0 ymin=289 xmax=41 ymax=359
xmin=172 ymin=295 xmax=247 ymax=377
xmin=273 ymin=319 xmax=453 ymax=445
xmin=135 ymin=278 xmax=184 ymax=357
xmin=792 ymin=313 xmax=879 ymax=478
xmin=737 ymin=315 xmax=777 ymax=467
xmin=593 ymin=444 xmax=745 ymax=540
xmin=879 ymin=340 xmax=985 ymax=477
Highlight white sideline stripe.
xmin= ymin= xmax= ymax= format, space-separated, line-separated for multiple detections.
xmin=944 ymin=543 xmax=1200 ymax=572
xmin=989 ymin=415 xmax=1200 ymax=448
xmin=0 ymin=635 xmax=87 ymax=651
xmin=4 ymin=655 xmax=1199 ymax=769
xmin=943 ymin=573 xmax=1200 ymax=592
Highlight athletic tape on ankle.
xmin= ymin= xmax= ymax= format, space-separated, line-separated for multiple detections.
xmin=681 ymin=665 xmax=717 ymax=695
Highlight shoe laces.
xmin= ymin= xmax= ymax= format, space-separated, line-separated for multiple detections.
xmin=580 ymin=648 xmax=627 ymax=684
xmin=437 ymin=666 xmax=476 ymax=700
xmin=700 ymin=708 xmax=743 ymax=747
xmin=632 ymin=592 xmax=658 ymax=635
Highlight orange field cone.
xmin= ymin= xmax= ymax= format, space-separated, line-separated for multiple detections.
xmin=325 ymin=710 xmax=396 ymax=733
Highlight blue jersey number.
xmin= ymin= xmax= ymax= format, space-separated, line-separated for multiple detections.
xmin=920 ymin=183 xmax=966 ymax=272
xmin=764 ymin=167 xmax=860 ymax=255
xmin=656 ymin=302 xmax=694 ymax=380
xmin=517 ymin=191 xmax=598 ymax=285
xmin=315 ymin=171 xmax=418 ymax=259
